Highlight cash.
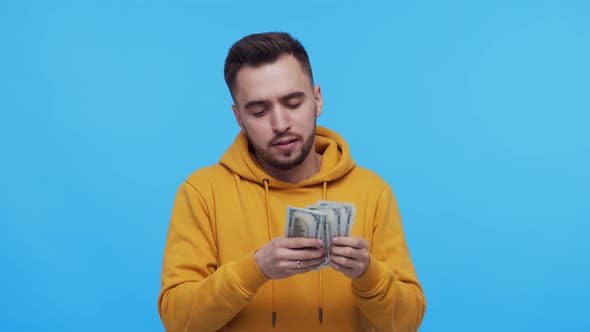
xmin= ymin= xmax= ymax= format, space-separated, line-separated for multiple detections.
xmin=285 ymin=201 xmax=356 ymax=268
xmin=285 ymin=206 xmax=326 ymax=239
xmin=315 ymin=200 xmax=356 ymax=239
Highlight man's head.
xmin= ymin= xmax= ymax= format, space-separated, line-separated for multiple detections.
xmin=224 ymin=32 xmax=314 ymax=101
xmin=225 ymin=32 xmax=322 ymax=175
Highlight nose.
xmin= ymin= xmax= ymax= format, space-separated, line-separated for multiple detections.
xmin=270 ymin=106 xmax=290 ymax=133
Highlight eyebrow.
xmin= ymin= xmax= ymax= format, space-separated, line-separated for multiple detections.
xmin=279 ymin=91 xmax=305 ymax=103
xmin=244 ymin=99 xmax=269 ymax=110
xmin=243 ymin=91 xmax=306 ymax=110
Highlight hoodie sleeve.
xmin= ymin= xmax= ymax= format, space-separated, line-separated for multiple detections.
xmin=157 ymin=182 xmax=269 ymax=332
xmin=351 ymin=185 xmax=426 ymax=332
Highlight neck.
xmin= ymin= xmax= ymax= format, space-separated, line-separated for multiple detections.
xmin=258 ymin=152 xmax=322 ymax=184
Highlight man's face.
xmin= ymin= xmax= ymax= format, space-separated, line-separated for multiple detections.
xmin=231 ymin=55 xmax=322 ymax=171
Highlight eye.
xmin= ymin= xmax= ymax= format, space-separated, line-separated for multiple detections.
xmin=251 ymin=109 xmax=266 ymax=117
xmin=285 ymin=98 xmax=303 ymax=109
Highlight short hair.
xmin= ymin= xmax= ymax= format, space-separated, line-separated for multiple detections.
xmin=224 ymin=32 xmax=314 ymax=100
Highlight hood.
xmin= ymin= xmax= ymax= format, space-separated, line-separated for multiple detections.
xmin=219 ymin=126 xmax=355 ymax=188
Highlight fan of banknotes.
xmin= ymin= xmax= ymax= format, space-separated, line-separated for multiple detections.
xmin=285 ymin=201 xmax=356 ymax=268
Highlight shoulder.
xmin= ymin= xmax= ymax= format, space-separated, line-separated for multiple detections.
xmin=181 ymin=164 xmax=234 ymax=193
xmin=347 ymin=165 xmax=391 ymax=192
xmin=185 ymin=164 xmax=229 ymax=181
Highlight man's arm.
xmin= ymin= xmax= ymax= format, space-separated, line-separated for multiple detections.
xmin=157 ymin=182 xmax=328 ymax=332
xmin=157 ymin=182 xmax=269 ymax=332
xmin=330 ymin=185 xmax=426 ymax=332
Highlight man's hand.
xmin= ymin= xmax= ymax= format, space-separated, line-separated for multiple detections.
xmin=255 ymin=237 xmax=325 ymax=279
xmin=329 ymin=237 xmax=370 ymax=279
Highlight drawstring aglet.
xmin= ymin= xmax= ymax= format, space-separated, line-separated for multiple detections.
xmin=272 ymin=312 xmax=276 ymax=328
xmin=319 ymin=308 xmax=323 ymax=324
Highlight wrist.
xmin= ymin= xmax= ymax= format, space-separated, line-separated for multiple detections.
xmin=254 ymin=249 xmax=271 ymax=279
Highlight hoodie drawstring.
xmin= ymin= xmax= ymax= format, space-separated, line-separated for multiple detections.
xmin=318 ymin=181 xmax=328 ymax=324
xmin=262 ymin=179 xmax=277 ymax=328
xmin=263 ymin=179 xmax=329 ymax=328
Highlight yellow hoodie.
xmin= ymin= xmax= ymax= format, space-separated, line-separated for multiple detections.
xmin=158 ymin=126 xmax=426 ymax=332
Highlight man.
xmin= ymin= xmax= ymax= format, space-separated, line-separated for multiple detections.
xmin=157 ymin=32 xmax=426 ymax=332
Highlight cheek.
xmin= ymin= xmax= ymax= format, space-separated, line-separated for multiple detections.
xmin=301 ymin=107 xmax=318 ymax=126
xmin=243 ymin=120 xmax=272 ymax=142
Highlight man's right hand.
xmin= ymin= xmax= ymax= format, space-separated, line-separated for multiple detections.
xmin=254 ymin=237 xmax=325 ymax=279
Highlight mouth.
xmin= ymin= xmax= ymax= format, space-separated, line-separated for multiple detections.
xmin=271 ymin=137 xmax=298 ymax=151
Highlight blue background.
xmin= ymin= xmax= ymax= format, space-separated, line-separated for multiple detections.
xmin=1 ymin=0 xmax=589 ymax=331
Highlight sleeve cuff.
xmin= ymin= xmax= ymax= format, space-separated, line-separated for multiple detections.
xmin=352 ymin=255 xmax=390 ymax=294
xmin=230 ymin=251 xmax=270 ymax=295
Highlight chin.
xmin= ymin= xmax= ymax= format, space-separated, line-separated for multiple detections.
xmin=270 ymin=153 xmax=307 ymax=170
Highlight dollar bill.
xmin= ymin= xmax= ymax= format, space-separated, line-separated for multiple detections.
xmin=306 ymin=205 xmax=342 ymax=248
xmin=285 ymin=206 xmax=326 ymax=240
xmin=284 ymin=202 xmax=356 ymax=270
xmin=315 ymin=200 xmax=356 ymax=236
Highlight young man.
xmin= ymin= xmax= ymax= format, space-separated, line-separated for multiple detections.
xmin=158 ymin=32 xmax=426 ymax=332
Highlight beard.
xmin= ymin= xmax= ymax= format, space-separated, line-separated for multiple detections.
xmin=246 ymin=123 xmax=316 ymax=171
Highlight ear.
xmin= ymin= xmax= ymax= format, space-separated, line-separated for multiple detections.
xmin=232 ymin=104 xmax=245 ymax=132
xmin=314 ymin=85 xmax=323 ymax=117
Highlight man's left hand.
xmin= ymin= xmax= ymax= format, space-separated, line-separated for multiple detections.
xmin=329 ymin=237 xmax=370 ymax=279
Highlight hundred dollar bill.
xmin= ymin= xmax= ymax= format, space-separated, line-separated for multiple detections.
xmin=315 ymin=201 xmax=356 ymax=236
xmin=285 ymin=206 xmax=326 ymax=240
xmin=306 ymin=205 xmax=342 ymax=248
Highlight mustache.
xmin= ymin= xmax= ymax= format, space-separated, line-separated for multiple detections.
xmin=269 ymin=132 xmax=303 ymax=145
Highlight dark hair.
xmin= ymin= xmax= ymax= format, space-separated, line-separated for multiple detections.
xmin=224 ymin=32 xmax=314 ymax=100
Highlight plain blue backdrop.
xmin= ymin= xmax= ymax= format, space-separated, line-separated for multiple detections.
xmin=1 ymin=1 xmax=589 ymax=331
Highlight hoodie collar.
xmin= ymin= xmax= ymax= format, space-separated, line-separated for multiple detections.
xmin=219 ymin=126 xmax=355 ymax=189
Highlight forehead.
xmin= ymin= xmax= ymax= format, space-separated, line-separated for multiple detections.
xmin=233 ymin=55 xmax=313 ymax=105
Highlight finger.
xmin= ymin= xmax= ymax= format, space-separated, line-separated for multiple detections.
xmin=329 ymin=254 xmax=357 ymax=269
xmin=331 ymin=237 xmax=367 ymax=249
xmin=330 ymin=246 xmax=364 ymax=260
xmin=281 ymin=237 xmax=323 ymax=249
xmin=331 ymin=255 xmax=368 ymax=274
xmin=281 ymin=247 xmax=326 ymax=261
xmin=329 ymin=259 xmax=354 ymax=272
xmin=288 ymin=257 xmax=326 ymax=271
